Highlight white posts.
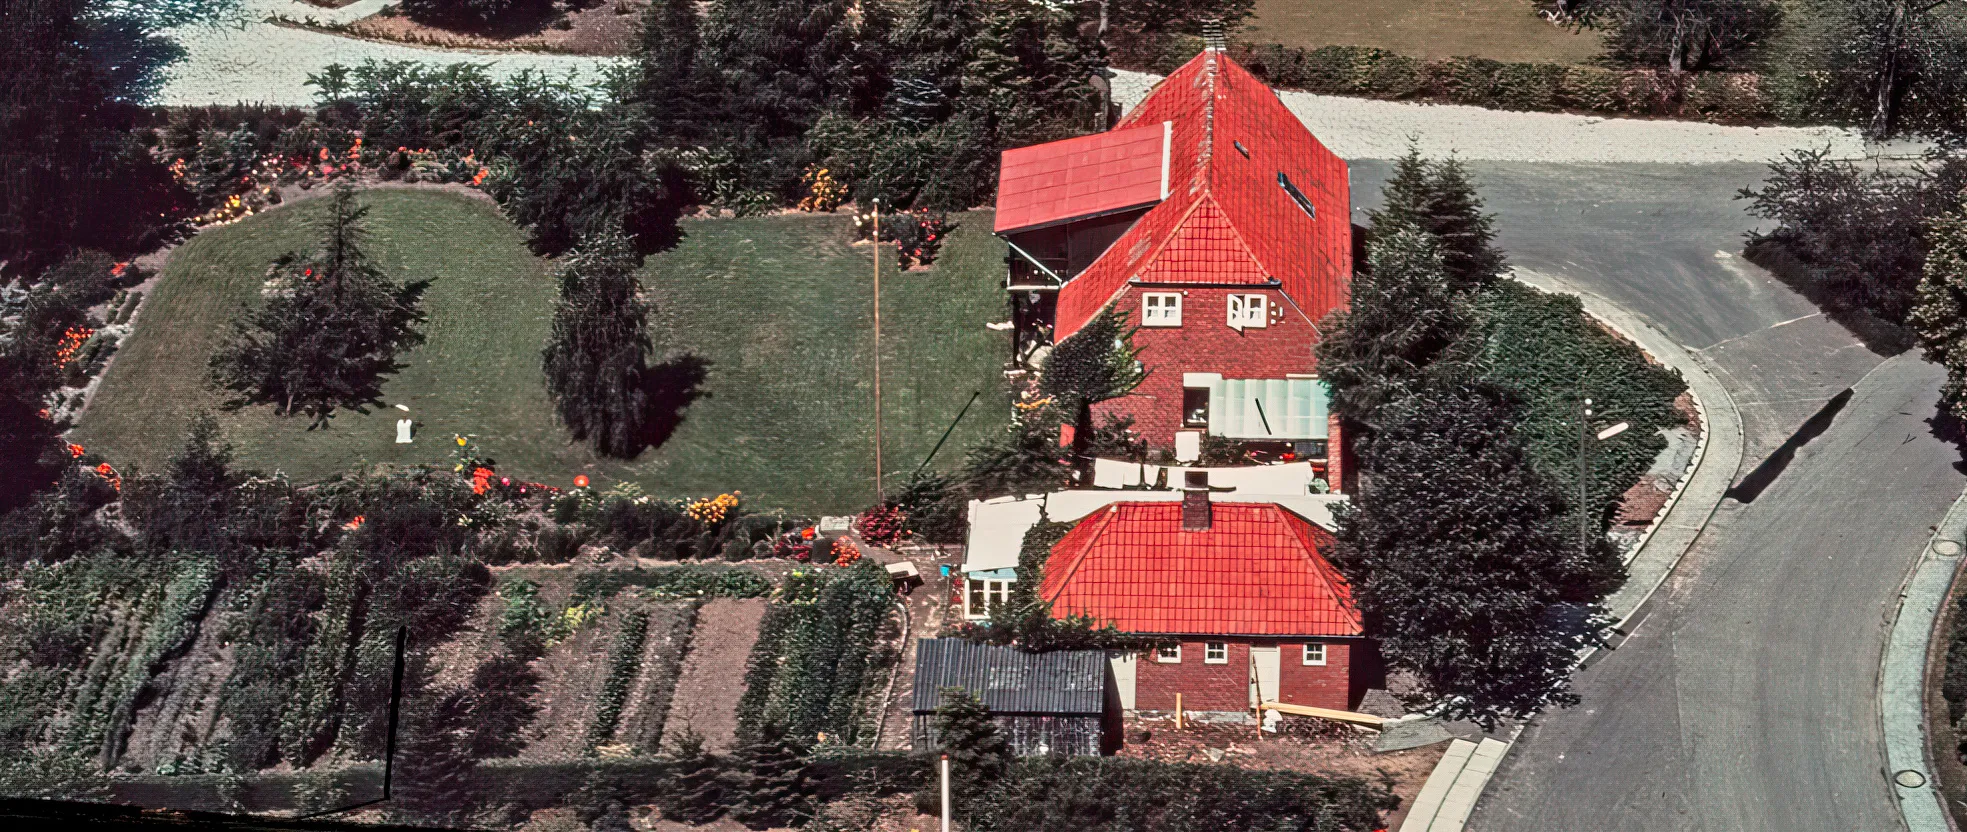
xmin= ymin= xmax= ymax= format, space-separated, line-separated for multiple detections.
xmin=940 ymin=753 xmax=951 ymax=832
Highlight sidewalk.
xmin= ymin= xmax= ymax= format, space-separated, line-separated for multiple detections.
xmin=1880 ymin=492 xmax=1967 ymax=832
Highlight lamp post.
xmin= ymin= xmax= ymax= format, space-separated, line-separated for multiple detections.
xmin=1577 ymin=394 xmax=1630 ymax=556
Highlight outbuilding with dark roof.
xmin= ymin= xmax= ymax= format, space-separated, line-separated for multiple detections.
xmin=910 ymin=638 xmax=1119 ymax=756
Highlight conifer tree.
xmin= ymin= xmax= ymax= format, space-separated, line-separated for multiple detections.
xmin=1331 ymin=378 xmax=1615 ymax=728
xmin=1368 ymin=146 xmax=1508 ymax=293
xmin=636 ymin=0 xmax=705 ymax=141
xmin=210 ymin=184 xmax=427 ymax=425
xmin=542 ymin=232 xmax=653 ymax=458
xmin=1315 ymin=227 xmax=1471 ymax=432
xmin=932 ymin=686 xmax=1008 ymax=787
xmin=726 ymin=723 xmax=809 ymax=830
xmin=1912 ymin=206 xmax=1967 ymax=418
xmin=1039 ymin=307 xmax=1146 ymax=483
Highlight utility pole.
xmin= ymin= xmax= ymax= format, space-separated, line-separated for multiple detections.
xmin=873 ymin=199 xmax=885 ymax=505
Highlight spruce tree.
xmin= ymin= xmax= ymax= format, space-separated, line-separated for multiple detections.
xmin=209 ymin=184 xmax=428 ymax=425
xmin=660 ymin=731 xmax=728 ymax=824
xmin=542 ymin=232 xmax=653 ymax=458
xmin=1911 ymin=206 xmax=1967 ymax=419
xmin=636 ymin=0 xmax=705 ymax=142
xmin=1330 ymin=378 xmax=1615 ymax=728
xmin=1315 ymin=226 xmax=1471 ymax=432
xmin=726 ymin=723 xmax=809 ymax=830
xmin=1039 ymin=307 xmax=1147 ymax=483
xmin=931 ymin=687 xmax=1008 ymax=794
xmin=1368 ymin=146 xmax=1508 ymax=293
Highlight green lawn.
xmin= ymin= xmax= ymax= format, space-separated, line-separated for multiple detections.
xmin=74 ymin=188 xmax=1010 ymax=514
xmin=1242 ymin=0 xmax=1606 ymax=64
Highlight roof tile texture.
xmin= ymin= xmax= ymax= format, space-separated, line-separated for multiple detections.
xmin=1038 ymin=502 xmax=1363 ymax=637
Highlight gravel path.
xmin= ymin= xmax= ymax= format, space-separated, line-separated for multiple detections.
xmin=160 ymin=0 xmax=620 ymax=106
xmin=1112 ymin=68 xmax=1875 ymax=163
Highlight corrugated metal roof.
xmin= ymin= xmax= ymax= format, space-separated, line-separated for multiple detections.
xmin=911 ymin=639 xmax=1107 ymax=715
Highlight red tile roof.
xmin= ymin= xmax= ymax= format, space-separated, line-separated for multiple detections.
xmin=994 ymin=123 xmax=1168 ymax=234
xmin=1010 ymin=50 xmax=1351 ymax=338
xmin=1038 ymin=502 xmax=1363 ymax=637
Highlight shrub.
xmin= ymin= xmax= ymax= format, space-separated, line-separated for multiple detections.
xmin=964 ymin=756 xmax=1396 ymax=832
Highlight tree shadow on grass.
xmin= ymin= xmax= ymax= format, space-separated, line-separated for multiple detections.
xmin=637 ymin=351 xmax=711 ymax=453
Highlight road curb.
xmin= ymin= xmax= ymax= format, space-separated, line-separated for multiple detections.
xmin=1881 ymin=490 xmax=1967 ymax=832
xmin=1423 ymin=271 xmax=1746 ymax=832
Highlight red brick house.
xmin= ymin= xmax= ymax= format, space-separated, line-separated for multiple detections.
xmin=993 ymin=45 xmax=1353 ymax=486
xmin=1036 ymin=485 xmax=1378 ymax=717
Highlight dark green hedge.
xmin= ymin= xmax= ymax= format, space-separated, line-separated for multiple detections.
xmin=1472 ymin=283 xmax=1687 ymax=532
xmin=963 ymin=756 xmax=1395 ymax=832
xmin=1224 ymin=42 xmax=1840 ymax=127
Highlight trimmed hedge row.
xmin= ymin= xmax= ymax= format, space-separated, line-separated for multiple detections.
xmin=1125 ymin=36 xmax=1846 ymax=127
xmin=1231 ymin=42 xmax=1837 ymax=125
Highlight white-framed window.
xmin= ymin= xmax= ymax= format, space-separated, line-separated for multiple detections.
xmin=1143 ymin=292 xmax=1183 ymax=326
xmin=1156 ymin=645 xmax=1182 ymax=663
xmin=1204 ymin=642 xmax=1228 ymax=664
xmin=1226 ymin=293 xmax=1267 ymax=330
xmin=965 ymin=578 xmax=1012 ymax=619
xmin=1302 ymin=642 xmax=1327 ymax=666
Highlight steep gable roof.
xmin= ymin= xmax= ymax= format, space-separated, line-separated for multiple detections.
xmin=1037 ymin=502 xmax=1363 ymax=637
xmin=1043 ymin=49 xmax=1353 ymax=338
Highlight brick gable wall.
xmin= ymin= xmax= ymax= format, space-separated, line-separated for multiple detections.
xmin=1133 ymin=637 xmax=1369 ymax=713
xmin=1096 ymin=284 xmax=1320 ymax=447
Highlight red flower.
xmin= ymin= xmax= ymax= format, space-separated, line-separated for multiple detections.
xmin=574 ymin=474 xmax=590 ymax=488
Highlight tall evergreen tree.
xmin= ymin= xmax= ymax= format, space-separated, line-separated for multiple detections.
xmin=1912 ymin=205 xmax=1967 ymax=418
xmin=1331 ymin=379 xmax=1615 ymax=727
xmin=542 ymin=232 xmax=653 ymax=458
xmin=1315 ymin=227 xmax=1472 ymax=432
xmin=1367 ymin=147 xmax=1508 ymax=293
xmin=1039 ymin=307 xmax=1146 ymax=483
xmin=931 ymin=686 xmax=1008 ymax=786
xmin=209 ymin=184 xmax=427 ymax=424
xmin=636 ymin=0 xmax=706 ymax=142
xmin=726 ymin=723 xmax=809 ymax=830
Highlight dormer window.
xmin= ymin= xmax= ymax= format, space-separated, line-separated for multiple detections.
xmin=1278 ymin=173 xmax=1315 ymax=219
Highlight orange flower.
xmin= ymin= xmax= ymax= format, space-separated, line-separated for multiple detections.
xmin=800 ymin=527 xmax=816 ymax=540
xmin=93 ymin=462 xmax=121 ymax=491
xmin=574 ymin=474 xmax=590 ymax=488
xmin=472 ymin=467 xmax=494 ymax=495
xmin=109 ymin=262 xmax=127 ymax=277
xmin=343 ymin=515 xmax=366 ymax=530
xmin=67 ymin=443 xmax=85 ymax=458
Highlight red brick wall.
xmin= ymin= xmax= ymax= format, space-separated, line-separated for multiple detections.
xmin=1095 ymin=286 xmax=1321 ymax=450
xmin=1133 ymin=638 xmax=1362 ymax=713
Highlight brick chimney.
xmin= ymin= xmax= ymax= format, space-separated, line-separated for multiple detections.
xmin=1182 ymin=471 xmax=1212 ymax=531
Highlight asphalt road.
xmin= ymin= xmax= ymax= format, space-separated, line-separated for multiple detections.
xmin=1351 ymin=161 xmax=1967 ymax=831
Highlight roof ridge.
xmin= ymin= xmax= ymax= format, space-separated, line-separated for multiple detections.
xmin=1040 ymin=505 xmax=1120 ymax=606
xmin=1280 ymin=511 xmax=1362 ymax=627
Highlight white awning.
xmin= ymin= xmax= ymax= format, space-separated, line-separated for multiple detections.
xmin=1208 ymin=378 xmax=1330 ymax=440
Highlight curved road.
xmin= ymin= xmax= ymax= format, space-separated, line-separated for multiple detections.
xmin=1348 ymin=161 xmax=1964 ymax=831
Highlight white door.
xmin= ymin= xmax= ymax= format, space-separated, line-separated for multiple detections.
xmin=1109 ymin=652 xmax=1137 ymax=712
xmin=1249 ymin=646 xmax=1280 ymax=707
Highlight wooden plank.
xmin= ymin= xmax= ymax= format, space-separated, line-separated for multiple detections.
xmin=1256 ymin=701 xmax=1385 ymax=727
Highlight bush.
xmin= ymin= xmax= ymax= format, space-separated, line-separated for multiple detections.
xmin=963 ymin=756 xmax=1396 ymax=832
xmin=1229 ymin=42 xmax=1793 ymax=125
xmin=397 ymin=0 xmax=555 ymax=32
xmin=584 ymin=610 xmax=650 ymax=751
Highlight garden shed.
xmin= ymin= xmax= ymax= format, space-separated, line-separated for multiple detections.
xmin=911 ymin=638 xmax=1118 ymax=756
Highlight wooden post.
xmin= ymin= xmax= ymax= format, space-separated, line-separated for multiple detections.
xmin=1175 ymin=693 xmax=1184 ymax=730
xmin=873 ymin=200 xmax=884 ymax=505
